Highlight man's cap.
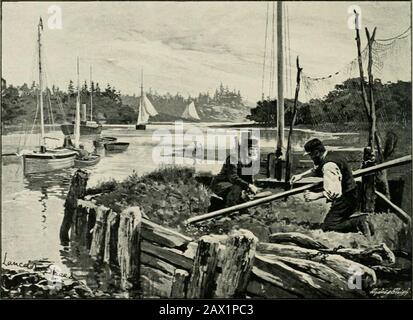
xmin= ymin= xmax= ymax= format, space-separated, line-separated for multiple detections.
xmin=303 ymin=138 xmax=324 ymax=155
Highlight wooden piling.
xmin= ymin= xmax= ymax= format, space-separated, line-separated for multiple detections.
xmin=59 ymin=169 xmax=90 ymax=244
xmin=117 ymin=206 xmax=142 ymax=292
xmin=89 ymin=205 xmax=111 ymax=262
xmin=214 ymin=229 xmax=258 ymax=298
xmin=187 ymin=235 xmax=223 ymax=298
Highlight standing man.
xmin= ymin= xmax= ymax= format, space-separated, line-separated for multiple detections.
xmin=290 ymin=138 xmax=372 ymax=237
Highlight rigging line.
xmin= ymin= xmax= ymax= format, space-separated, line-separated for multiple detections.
xmin=261 ymin=2 xmax=270 ymax=100
xmin=376 ymin=26 xmax=411 ymax=42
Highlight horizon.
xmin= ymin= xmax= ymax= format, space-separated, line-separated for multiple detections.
xmin=2 ymin=1 xmax=411 ymax=102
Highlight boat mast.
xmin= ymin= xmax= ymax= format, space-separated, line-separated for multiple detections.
xmin=276 ymin=1 xmax=284 ymax=155
xmin=140 ymin=68 xmax=144 ymax=109
xmin=74 ymin=57 xmax=81 ymax=148
xmin=37 ymin=17 xmax=45 ymax=146
xmin=90 ymin=65 xmax=93 ymax=121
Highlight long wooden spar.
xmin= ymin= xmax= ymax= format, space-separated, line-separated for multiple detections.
xmin=185 ymin=155 xmax=412 ymax=225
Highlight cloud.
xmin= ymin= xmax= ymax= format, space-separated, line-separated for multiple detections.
xmin=2 ymin=1 xmax=411 ymax=102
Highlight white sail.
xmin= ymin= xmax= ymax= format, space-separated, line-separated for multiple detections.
xmin=182 ymin=101 xmax=200 ymax=120
xmin=137 ymin=100 xmax=150 ymax=125
xmin=144 ymin=94 xmax=158 ymax=116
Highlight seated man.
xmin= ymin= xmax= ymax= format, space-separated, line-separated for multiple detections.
xmin=290 ymin=138 xmax=372 ymax=237
xmin=208 ymin=136 xmax=259 ymax=212
xmin=76 ymin=144 xmax=90 ymax=160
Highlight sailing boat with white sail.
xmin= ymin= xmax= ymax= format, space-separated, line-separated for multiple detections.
xmin=181 ymin=101 xmax=201 ymax=121
xmin=136 ymin=70 xmax=158 ymax=130
xmin=23 ymin=18 xmax=77 ymax=175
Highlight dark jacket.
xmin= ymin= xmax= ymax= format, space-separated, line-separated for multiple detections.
xmin=211 ymin=155 xmax=253 ymax=192
xmin=313 ymin=152 xmax=357 ymax=195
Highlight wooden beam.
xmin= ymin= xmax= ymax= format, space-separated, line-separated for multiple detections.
xmin=185 ymin=155 xmax=411 ymax=224
xmin=375 ymin=190 xmax=411 ymax=225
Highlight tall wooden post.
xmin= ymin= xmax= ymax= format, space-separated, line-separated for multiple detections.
xmin=276 ymin=1 xmax=284 ymax=154
xmin=285 ymin=57 xmax=303 ymax=189
xmin=274 ymin=1 xmax=285 ymax=181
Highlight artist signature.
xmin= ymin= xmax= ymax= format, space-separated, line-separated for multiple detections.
xmin=2 ymin=252 xmax=76 ymax=280
xmin=369 ymin=287 xmax=411 ymax=297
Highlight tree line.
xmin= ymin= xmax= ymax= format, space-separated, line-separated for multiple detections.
xmin=247 ymin=78 xmax=412 ymax=129
xmin=1 ymin=81 xmax=246 ymax=125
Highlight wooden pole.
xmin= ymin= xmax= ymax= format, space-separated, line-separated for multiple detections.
xmin=185 ymin=155 xmax=412 ymax=224
xmin=375 ymin=191 xmax=411 ymax=225
xmin=284 ymin=56 xmax=303 ymax=188
xmin=276 ymin=1 xmax=284 ymax=154
xmin=354 ymin=10 xmax=371 ymax=124
xmin=366 ymin=27 xmax=377 ymax=151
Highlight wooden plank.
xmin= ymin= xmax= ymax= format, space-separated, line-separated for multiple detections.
xmin=185 ymin=155 xmax=412 ymax=224
xmin=141 ymin=218 xmax=193 ymax=248
xmin=141 ymin=252 xmax=176 ymax=275
xmin=141 ymin=240 xmax=193 ymax=271
xmin=375 ymin=190 xmax=411 ymax=224
xmin=246 ymin=267 xmax=301 ymax=298
xmin=140 ymin=265 xmax=173 ymax=298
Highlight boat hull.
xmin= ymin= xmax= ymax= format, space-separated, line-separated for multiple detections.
xmin=136 ymin=124 xmax=146 ymax=130
xmin=61 ymin=124 xmax=103 ymax=135
xmin=104 ymin=142 xmax=130 ymax=152
xmin=23 ymin=150 xmax=77 ymax=174
xmin=74 ymin=154 xmax=101 ymax=167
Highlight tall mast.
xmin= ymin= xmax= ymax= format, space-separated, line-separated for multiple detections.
xmin=90 ymin=65 xmax=93 ymax=121
xmin=276 ymin=1 xmax=284 ymax=154
xmin=38 ymin=17 xmax=45 ymax=146
xmin=74 ymin=57 xmax=81 ymax=148
xmin=140 ymin=68 xmax=144 ymax=107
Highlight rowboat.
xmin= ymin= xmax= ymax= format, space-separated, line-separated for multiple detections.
xmin=104 ymin=142 xmax=130 ymax=152
xmin=74 ymin=154 xmax=101 ymax=167
xmin=93 ymin=136 xmax=117 ymax=148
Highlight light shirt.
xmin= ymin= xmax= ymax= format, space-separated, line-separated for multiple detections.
xmin=313 ymin=151 xmax=343 ymax=201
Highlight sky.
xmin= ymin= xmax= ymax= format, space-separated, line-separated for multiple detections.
xmin=2 ymin=1 xmax=411 ymax=102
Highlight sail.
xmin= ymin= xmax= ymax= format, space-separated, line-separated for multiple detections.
xmin=182 ymin=101 xmax=200 ymax=120
xmin=137 ymin=100 xmax=150 ymax=125
xmin=144 ymin=94 xmax=158 ymax=116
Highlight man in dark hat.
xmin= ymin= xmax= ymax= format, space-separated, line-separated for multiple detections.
xmin=290 ymin=138 xmax=372 ymax=237
xmin=208 ymin=135 xmax=260 ymax=212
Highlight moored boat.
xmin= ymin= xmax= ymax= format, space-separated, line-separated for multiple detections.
xmin=104 ymin=142 xmax=130 ymax=152
xmin=61 ymin=121 xmax=103 ymax=135
xmin=23 ymin=149 xmax=77 ymax=175
xmin=23 ymin=18 xmax=77 ymax=175
xmin=74 ymin=154 xmax=101 ymax=167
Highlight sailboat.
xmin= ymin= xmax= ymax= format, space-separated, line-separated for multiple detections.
xmin=136 ymin=70 xmax=158 ymax=130
xmin=23 ymin=18 xmax=77 ymax=175
xmin=72 ymin=58 xmax=101 ymax=167
xmin=181 ymin=101 xmax=201 ymax=122
xmin=60 ymin=65 xmax=103 ymax=135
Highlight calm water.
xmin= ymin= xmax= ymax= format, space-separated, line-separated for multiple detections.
xmin=1 ymin=123 xmax=364 ymax=284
